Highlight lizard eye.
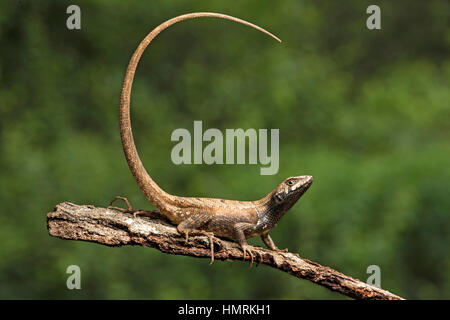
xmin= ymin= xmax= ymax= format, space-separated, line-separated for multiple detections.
xmin=286 ymin=180 xmax=295 ymax=186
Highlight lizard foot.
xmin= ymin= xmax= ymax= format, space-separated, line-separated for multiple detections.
xmin=253 ymin=249 xmax=264 ymax=267
xmin=248 ymin=249 xmax=265 ymax=268
xmin=199 ymin=231 xmax=215 ymax=265
xmin=130 ymin=209 xmax=162 ymax=219
xmin=243 ymin=247 xmax=266 ymax=268
xmin=108 ymin=196 xmax=160 ymax=218
xmin=241 ymin=244 xmax=254 ymax=267
xmin=179 ymin=229 xmax=215 ymax=265
xmin=108 ymin=196 xmax=133 ymax=212
xmin=181 ymin=230 xmax=190 ymax=243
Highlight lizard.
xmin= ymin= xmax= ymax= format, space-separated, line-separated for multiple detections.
xmin=110 ymin=12 xmax=314 ymax=264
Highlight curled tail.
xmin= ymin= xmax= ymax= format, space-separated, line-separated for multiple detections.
xmin=120 ymin=12 xmax=281 ymax=208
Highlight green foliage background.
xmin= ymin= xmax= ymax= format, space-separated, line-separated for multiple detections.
xmin=0 ymin=0 xmax=448 ymax=299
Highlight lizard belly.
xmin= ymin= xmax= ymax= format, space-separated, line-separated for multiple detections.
xmin=204 ymin=212 xmax=258 ymax=240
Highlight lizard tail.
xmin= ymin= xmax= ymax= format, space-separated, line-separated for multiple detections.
xmin=119 ymin=12 xmax=281 ymax=208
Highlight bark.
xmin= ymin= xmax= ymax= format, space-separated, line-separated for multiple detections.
xmin=47 ymin=202 xmax=404 ymax=300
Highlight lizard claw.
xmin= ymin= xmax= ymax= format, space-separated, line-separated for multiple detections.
xmin=195 ymin=231 xmax=216 ymax=265
xmin=241 ymin=245 xmax=254 ymax=268
xmin=204 ymin=232 xmax=215 ymax=265
xmin=108 ymin=196 xmax=153 ymax=219
xmin=107 ymin=199 xmax=158 ymax=221
xmin=107 ymin=205 xmax=127 ymax=212
xmin=254 ymin=250 xmax=263 ymax=267
xmin=179 ymin=229 xmax=215 ymax=265
xmin=131 ymin=209 xmax=157 ymax=218
xmin=248 ymin=251 xmax=254 ymax=268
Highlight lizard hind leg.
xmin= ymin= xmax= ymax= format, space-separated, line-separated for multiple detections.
xmin=233 ymin=222 xmax=257 ymax=267
xmin=240 ymin=242 xmax=255 ymax=268
xmin=108 ymin=196 xmax=133 ymax=212
xmin=176 ymin=212 xmax=215 ymax=264
xmin=108 ymin=196 xmax=161 ymax=218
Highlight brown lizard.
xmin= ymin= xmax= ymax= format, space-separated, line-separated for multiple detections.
xmin=111 ymin=12 xmax=313 ymax=264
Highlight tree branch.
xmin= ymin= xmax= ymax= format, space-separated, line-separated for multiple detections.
xmin=46 ymin=202 xmax=404 ymax=300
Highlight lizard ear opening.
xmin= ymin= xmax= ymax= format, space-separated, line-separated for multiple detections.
xmin=274 ymin=191 xmax=286 ymax=204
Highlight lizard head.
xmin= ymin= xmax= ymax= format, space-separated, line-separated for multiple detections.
xmin=272 ymin=175 xmax=313 ymax=209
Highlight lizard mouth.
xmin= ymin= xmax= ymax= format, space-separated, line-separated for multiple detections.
xmin=304 ymin=175 xmax=314 ymax=188
xmin=294 ymin=175 xmax=313 ymax=190
xmin=292 ymin=175 xmax=313 ymax=196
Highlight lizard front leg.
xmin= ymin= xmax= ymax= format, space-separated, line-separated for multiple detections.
xmin=261 ymin=232 xmax=288 ymax=252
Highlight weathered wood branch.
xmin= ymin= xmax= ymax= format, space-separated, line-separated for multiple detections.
xmin=47 ymin=202 xmax=404 ymax=300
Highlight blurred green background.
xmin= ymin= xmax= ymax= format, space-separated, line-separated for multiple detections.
xmin=0 ymin=0 xmax=449 ymax=299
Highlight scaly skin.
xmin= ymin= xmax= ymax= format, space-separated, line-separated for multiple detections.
xmin=114 ymin=12 xmax=313 ymax=264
